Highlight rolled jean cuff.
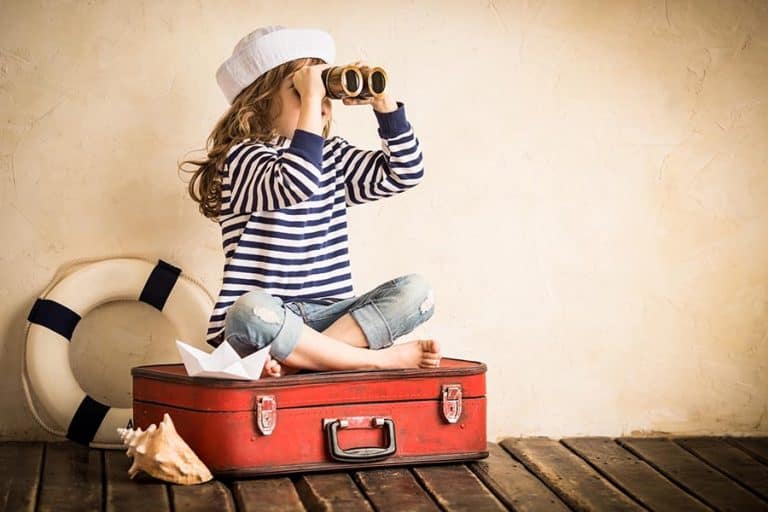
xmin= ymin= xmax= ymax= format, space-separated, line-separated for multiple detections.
xmin=269 ymin=307 xmax=304 ymax=362
xmin=350 ymin=301 xmax=393 ymax=350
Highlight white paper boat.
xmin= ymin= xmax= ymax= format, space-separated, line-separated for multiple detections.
xmin=175 ymin=339 xmax=270 ymax=380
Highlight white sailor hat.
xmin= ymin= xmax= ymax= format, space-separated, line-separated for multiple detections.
xmin=216 ymin=25 xmax=336 ymax=104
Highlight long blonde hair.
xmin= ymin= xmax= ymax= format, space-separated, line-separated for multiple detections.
xmin=178 ymin=57 xmax=332 ymax=221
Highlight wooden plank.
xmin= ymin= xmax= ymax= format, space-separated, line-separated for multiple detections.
xmin=563 ymin=437 xmax=711 ymax=511
xmin=619 ymin=437 xmax=768 ymax=512
xmin=295 ymin=473 xmax=373 ymax=512
xmin=676 ymin=437 xmax=768 ymax=501
xmin=501 ymin=437 xmax=644 ymax=511
xmin=104 ymin=449 xmax=170 ymax=512
xmin=468 ymin=442 xmax=570 ymax=512
xmin=0 ymin=442 xmax=44 ymax=512
xmin=170 ymin=481 xmax=235 ymax=512
xmin=231 ymin=478 xmax=307 ymax=512
xmin=413 ymin=464 xmax=506 ymax=511
xmin=37 ymin=442 xmax=102 ymax=512
xmin=728 ymin=436 xmax=768 ymax=465
xmin=353 ymin=467 xmax=440 ymax=512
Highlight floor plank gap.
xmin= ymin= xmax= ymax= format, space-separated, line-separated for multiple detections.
xmin=557 ymin=438 xmax=650 ymax=511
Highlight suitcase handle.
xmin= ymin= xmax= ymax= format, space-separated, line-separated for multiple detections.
xmin=324 ymin=417 xmax=397 ymax=462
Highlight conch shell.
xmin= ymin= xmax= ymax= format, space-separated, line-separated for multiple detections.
xmin=116 ymin=413 xmax=213 ymax=485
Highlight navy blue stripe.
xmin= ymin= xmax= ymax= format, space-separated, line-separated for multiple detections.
xmin=239 ymin=221 xmax=346 ymax=241
xmin=27 ymin=299 xmax=81 ymax=341
xmin=392 ymin=170 xmax=424 ymax=180
xmin=357 ymin=152 xmax=383 ymax=202
xmin=389 ymin=144 xmax=420 ymax=158
xmin=281 ymin=155 xmax=321 ymax=185
xmin=261 ymin=197 xmax=343 ymax=216
xmin=213 ymin=298 xmax=235 ymax=309
xmin=231 ymin=209 xmax=344 ymax=229
xmin=222 ymin=219 xmax=248 ymax=235
xmin=390 ymin=153 xmax=424 ymax=170
xmin=225 ymin=247 xmax=348 ymax=266
xmin=280 ymin=166 xmax=313 ymax=197
xmin=224 ymin=272 xmax=352 ymax=290
xmin=221 ymin=283 xmax=354 ymax=298
xmin=307 ymin=184 xmax=344 ymax=202
xmin=139 ymin=260 xmax=181 ymax=311
xmin=233 ymin=234 xmax=348 ymax=253
xmin=389 ymin=131 xmax=415 ymax=145
xmin=67 ymin=395 xmax=110 ymax=446
xmin=226 ymin=142 xmax=252 ymax=166
xmin=223 ymin=221 xmax=346 ymax=249
xmin=225 ymin=259 xmax=349 ymax=278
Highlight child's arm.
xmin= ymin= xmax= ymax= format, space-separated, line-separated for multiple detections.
xmin=223 ymin=130 xmax=326 ymax=214
xmin=335 ymin=101 xmax=424 ymax=207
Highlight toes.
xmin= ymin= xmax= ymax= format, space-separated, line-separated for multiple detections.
xmin=421 ymin=339 xmax=441 ymax=356
xmin=262 ymin=360 xmax=282 ymax=378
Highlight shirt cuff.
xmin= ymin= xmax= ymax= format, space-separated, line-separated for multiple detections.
xmin=375 ymin=101 xmax=411 ymax=139
xmin=288 ymin=129 xmax=325 ymax=170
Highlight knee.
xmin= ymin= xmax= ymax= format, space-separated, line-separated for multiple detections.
xmin=395 ymin=273 xmax=435 ymax=318
xmin=228 ymin=290 xmax=282 ymax=322
xmin=224 ymin=290 xmax=285 ymax=351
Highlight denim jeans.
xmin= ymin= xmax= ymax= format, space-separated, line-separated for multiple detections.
xmin=223 ymin=273 xmax=435 ymax=361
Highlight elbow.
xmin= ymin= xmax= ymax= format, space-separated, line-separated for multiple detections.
xmin=277 ymin=157 xmax=324 ymax=202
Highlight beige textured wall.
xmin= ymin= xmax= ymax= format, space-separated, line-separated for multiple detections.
xmin=2 ymin=0 xmax=767 ymax=442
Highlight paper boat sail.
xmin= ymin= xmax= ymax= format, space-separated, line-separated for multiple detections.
xmin=175 ymin=339 xmax=270 ymax=380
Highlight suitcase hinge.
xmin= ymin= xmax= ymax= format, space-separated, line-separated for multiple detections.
xmin=256 ymin=395 xmax=277 ymax=435
xmin=442 ymin=384 xmax=463 ymax=424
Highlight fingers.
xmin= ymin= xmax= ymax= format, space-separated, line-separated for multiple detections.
xmin=342 ymin=96 xmax=374 ymax=106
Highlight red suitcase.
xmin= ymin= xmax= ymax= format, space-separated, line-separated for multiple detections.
xmin=131 ymin=358 xmax=487 ymax=477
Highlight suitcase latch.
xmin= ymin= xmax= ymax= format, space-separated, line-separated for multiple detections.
xmin=256 ymin=395 xmax=277 ymax=435
xmin=441 ymin=384 xmax=462 ymax=424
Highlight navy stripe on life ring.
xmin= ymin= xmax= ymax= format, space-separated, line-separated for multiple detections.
xmin=139 ymin=259 xmax=182 ymax=311
xmin=67 ymin=395 xmax=110 ymax=446
xmin=27 ymin=299 xmax=81 ymax=340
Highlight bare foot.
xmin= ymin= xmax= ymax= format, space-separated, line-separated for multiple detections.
xmin=260 ymin=354 xmax=282 ymax=378
xmin=280 ymin=363 xmax=303 ymax=376
xmin=379 ymin=339 xmax=441 ymax=369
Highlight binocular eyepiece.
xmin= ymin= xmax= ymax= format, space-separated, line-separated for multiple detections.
xmin=321 ymin=65 xmax=388 ymax=100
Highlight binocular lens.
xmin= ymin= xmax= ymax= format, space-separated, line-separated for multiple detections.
xmin=369 ymin=70 xmax=386 ymax=95
xmin=343 ymin=69 xmax=360 ymax=93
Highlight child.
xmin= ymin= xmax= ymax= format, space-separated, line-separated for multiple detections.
xmin=180 ymin=25 xmax=440 ymax=378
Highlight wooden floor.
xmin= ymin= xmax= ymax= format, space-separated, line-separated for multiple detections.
xmin=2 ymin=436 xmax=767 ymax=511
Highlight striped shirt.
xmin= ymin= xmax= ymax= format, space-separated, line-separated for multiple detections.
xmin=206 ymin=101 xmax=424 ymax=347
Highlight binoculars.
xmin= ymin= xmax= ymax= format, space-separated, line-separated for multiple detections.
xmin=321 ymin=65 xmax=388 ymax=100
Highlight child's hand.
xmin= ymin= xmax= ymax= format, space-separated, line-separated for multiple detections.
xmin=261 ymin=353 xmax=282 ymax=378
xmin=293 ymin=63 xmax=333 ymax=102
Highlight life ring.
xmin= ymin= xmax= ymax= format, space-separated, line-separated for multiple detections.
xmin=23 ymin=257 xmax=213 ymax=449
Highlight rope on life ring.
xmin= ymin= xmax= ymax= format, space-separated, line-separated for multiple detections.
xmin=22 ymin=255 xmax=214 ymax=449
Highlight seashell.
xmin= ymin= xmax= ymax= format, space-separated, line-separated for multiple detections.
xmin=116 ymin=413 xmax=213 ymax=485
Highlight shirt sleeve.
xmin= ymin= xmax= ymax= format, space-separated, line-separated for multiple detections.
xmin=222 ymin=130 xmax=326 ymax=214
xmin=336 ymin=101 xmax=425 ymax=207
